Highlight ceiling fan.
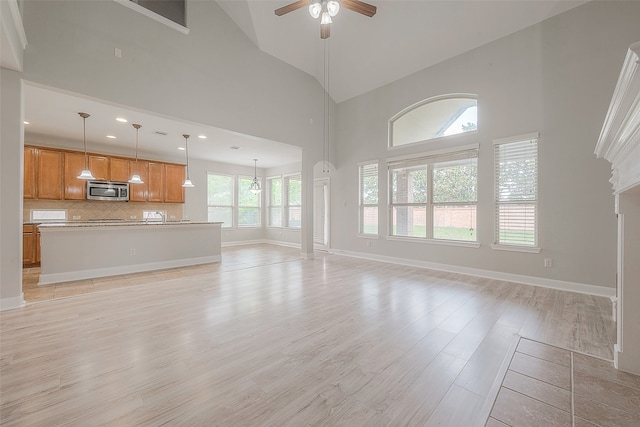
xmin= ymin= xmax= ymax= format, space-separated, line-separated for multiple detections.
xmin=275 ymin=0 xmax=377 ymax=39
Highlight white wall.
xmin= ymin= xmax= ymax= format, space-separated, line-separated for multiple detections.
xmin=0 ymin=68 xmax=25 ymax=310
xmin=20 ymin=0 xmax=325 ymax=159
xmin=331 ymin=1 xmax=640 ymax=290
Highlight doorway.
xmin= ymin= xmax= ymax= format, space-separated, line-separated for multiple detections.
xmin=313 ymin=178 xmax=329 ymax=251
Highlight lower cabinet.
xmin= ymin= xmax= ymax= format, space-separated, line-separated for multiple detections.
xmin=23 ymin=224 xmax=40 ymax=266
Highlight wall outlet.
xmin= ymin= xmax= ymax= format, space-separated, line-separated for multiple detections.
xmin=72 ymin=215 xmax=80 ymax=220
xmin=114 ymin=47 xmax=122 ymax=58
xmin=544 ymin=258 xmax=553 ymax=268
xmin=170 ymin=215 xmax=175 ymax=219
xmin=130 ymin=215 xmax=136 ymax=219
xmin=129 ymin=248 xmax=136 ymax=256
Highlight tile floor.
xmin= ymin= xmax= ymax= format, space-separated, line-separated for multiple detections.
xmin=487 ymin=338 xmax=640 ymax=427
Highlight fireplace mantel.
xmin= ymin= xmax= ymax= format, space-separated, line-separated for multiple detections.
xmin=596 ymin=41 xmax=640 ymax=375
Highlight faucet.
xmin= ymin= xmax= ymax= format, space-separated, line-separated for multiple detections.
xmin=156 ymin=211 xmax=165 ymax=223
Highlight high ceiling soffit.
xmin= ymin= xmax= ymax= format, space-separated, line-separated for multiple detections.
xmin=217 ymin=0 xmax=589 ymax=103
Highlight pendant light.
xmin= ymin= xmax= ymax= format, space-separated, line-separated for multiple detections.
xmin=76 ymin=112 xmax=95 ymax=180
xmin=128 ymin=123 xmax=144 ymax=184
xmin=249 ymin=159 xmax=262 ymax=194
xmin=182 ymin=134 xmax=194 ymax=188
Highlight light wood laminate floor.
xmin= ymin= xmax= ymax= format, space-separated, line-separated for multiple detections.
xmin=3 ymin=244 xmax=624 ymax=425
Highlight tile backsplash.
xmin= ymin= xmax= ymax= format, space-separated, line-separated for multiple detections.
xmin=24 ymin=200 xmax=184 ymax=222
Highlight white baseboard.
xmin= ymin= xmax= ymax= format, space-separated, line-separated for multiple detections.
xmin=0 ymin=293 xmax=26 ymax=311
xmin=222 ymin=239 xmax=301 ymax=249
xmin=39 ymin=255 xmax=221 ymax=285
xmin=330 ymin=249 xmax=615 ymax=298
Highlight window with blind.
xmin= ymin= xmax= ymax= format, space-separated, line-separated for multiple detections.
xmin=359 ymin=162 xmax=379 ymax=235
xmin=238 ymin=176 xmax=261 ymax=227
xmin=285 ymin=174 xmax=302 ymax=228
xmin=389 ymin=147 xmax=478 ymax=241
xmin=268 ymin=177 xmax=283 ymax=227
xmin=207 ymin=173 xmax=234 ymax=228
xmin=494 ymin=133 xmax=538 ymax=248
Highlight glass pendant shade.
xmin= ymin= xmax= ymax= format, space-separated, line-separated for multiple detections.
xmin=309 ymin=2 xmax=321 ymax=18
xmin=249 ymin=159 xmax=262 ymax=194
xmin=182 ymin=134 xmax=195 ymax=188
xmin=128 ymin=174 xmax=144 ymax=184
xmin=76 ymin=112 xmax=95 ymax=180
xmin=78 ymin=169 xmax=95 ymax=180
xmin=129 ymin=123 xmax=144 ymax=184
xmin=327 ymin=0 xmax=340 ymax=17
xmin=320 ymin=11 xmax=332 ymax=24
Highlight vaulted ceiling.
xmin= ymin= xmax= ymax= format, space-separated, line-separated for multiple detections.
xmin=217 ymin=0 xmax=588 ymax=103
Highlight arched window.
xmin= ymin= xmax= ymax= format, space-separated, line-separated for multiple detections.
xmin=389 ymin=94 xmax=478 ymax=147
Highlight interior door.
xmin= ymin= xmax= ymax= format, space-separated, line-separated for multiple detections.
xmin=314 ymin=178 xmax=329 ymax=251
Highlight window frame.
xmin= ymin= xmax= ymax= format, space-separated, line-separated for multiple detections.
xmin=267 ymin=176 xmax=283 ymax=228
xmin=388 ymin=93 xmax=478 ymax=149
xmin=387 ymin=144 xmax=479 ymax=245
xmin=237 ymin=175 xmax=262 ymax=228
xmin=358 ymin=161 xmax=379 ymax=237
xmin=492 ymin=132 xmax=540 ymax=253
xmin=284 ymin=173 xmax=302 ymax=229
xmin=206 ymin=172 xmax=235 ymax=228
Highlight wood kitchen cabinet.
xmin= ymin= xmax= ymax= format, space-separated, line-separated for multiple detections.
xmin=147 ymin=162 xmax=165 ymax=202
xmin=64 ymin=151 xmax=87 ymax=200
xmin=164 ymin=164 xmax=185 ymax=203
xmin=36 ymin=149 xmax=63 ymax=200
xmin=128 ymin=161 xmax=148 ymax=202
xmin=23 ymin=224 xmax=37 ymax=265
xmin=24 ymin=146 xmax=37 ymax=199
xmin=109 ymin=157 xmax=130 ymax=182
xmin=89 ymin=155 xmax=110 ymax=181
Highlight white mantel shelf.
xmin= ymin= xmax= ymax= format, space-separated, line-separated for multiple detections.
xmin=38 ymin=222 xmax=223 ymax=285
xmin=595 ymin=41 xmax=640 ymax=194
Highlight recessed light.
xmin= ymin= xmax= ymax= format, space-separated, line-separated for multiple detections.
xmin=178 ymin=147 xmax=186 ymax=151
xmin=24 ymin=121 xmax=30 ymax=125
xmin=106 ymin=135 xmax=116 ymax=139
xmin=116 ymin=117 xmax=128 ymax=123
xmin=198 ymin=135 xmax=207 ymax=139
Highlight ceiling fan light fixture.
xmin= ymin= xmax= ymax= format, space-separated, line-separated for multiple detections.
xmin=327 ymin=0 xmax=340 ymax=17
xmin=321 ymin=11 xmax=332 ymax=25
xmin=309 ymin=1 xmax=321 ymax=19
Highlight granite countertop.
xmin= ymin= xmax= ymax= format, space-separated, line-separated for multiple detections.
xmin=37 ymin=221 xmax=222 ymax=228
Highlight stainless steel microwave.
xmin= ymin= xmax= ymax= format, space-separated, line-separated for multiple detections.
xmin=86 ymin=181 xmax=129 ymax=201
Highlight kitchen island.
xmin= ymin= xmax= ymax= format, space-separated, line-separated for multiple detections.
xmin=38 ymin=221 xmax=222 ymax=285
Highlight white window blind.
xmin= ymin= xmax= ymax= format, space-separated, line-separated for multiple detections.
xmin=494 ymin=136 xmax=538 ymax=247
xmin=359 ymin=162 xmax=379 ymax=235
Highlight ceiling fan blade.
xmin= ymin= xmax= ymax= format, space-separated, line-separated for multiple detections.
xmin=341 ymin=0 xmax=377 ymax=17
xmin=274 ymin=0 xmax=311 ymax=16
xmin=320 ymin=23 xmax=330 ymax=39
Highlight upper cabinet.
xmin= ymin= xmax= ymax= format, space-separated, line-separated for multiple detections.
xmin=147 ymin=162 xmax=165 ymax=203
xmin=36 ymin=149 xmax=63 ymax=200
xmin=165 ymin=164 xmax=185 ymax=203
xmin=110 ymin=157 xmax=130 ymax=183
xmin=129 ymin=161 xmax=149 ymax=202
xmin=24 ymin=146 xmax=185 ymax=203
xmin=89 ymin=155 xmax=109 ymax=181
xmin=64 ymin=151 xmax=87 ymax=200
xmin=23 ymin=146 xmax=36 ymax=199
